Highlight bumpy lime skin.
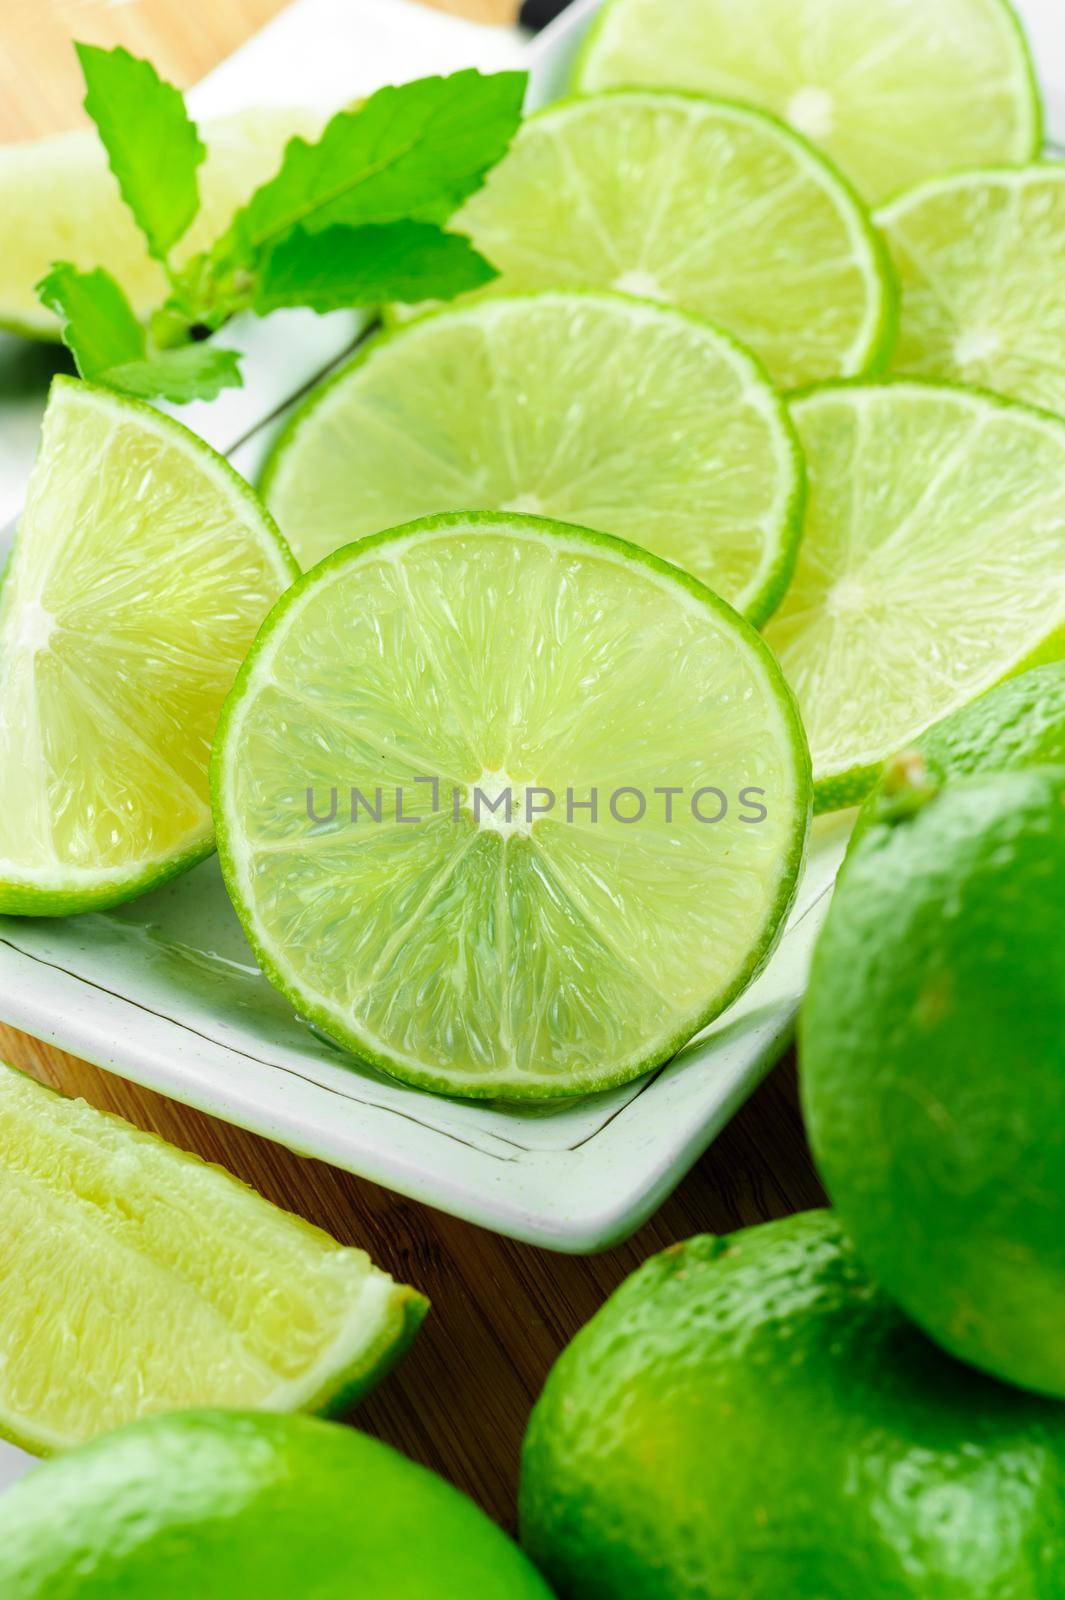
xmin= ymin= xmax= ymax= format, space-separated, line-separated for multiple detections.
xmin=849 ymin=663 xmax=1065 ymax=849
xmin=0 ymin=1411 xmax=554 ymax=1599
xmin=802 ymin=769 xmax=1065 ymax=1400
xmin=520 ymin=1211 xmax=1065 ymax=1599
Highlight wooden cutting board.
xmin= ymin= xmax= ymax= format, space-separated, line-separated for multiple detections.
xmin=0 ymin=0 xmax=824 ymax=1530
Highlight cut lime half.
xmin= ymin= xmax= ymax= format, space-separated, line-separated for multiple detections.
xmin=213 ymin=513 xmax=811 ymax=1101
xmin=879 ymin=166 xmax=1065 ymax=417
xmin=764 ymin=381 xmax=1065 ymax=809
xmin=575 ymin=0 xmax=1041 ymax=204
xmin=0 ymin=108 xmax=322 ymax=339
xmin=442 ymin=91 xmax=893 ymax=391
xmin=0 ymin=378 xmax=296 ymax=914
xmin=0 ymin=1063 xmax=426 ymax=1454
xmin=261 ymin=292 xmax=804 ymax=625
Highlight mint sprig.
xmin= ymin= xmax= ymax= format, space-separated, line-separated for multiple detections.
xmin=38 ymin=47 xmax=525 ymax=403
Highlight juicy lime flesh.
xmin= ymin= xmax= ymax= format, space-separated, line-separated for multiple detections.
xmin=0 ymin=109 xmax=322 ymax=338
xmin=764 ymin=383 xmax=1065 ymax=803
xmin=880 ymin=168 xmax=1065 ymax=416
xmin=263 ymin=293 xmax=802 ymax=623
xmin=449 ymin=93 xmax=890 ymax=390
xmin=577 ymin=0 xmax=1040 ymax=204
xmin=0 ymin=379 xmax=294 ymax=908
xmin=216 ymin=517 xmax=809 ymax=1098
xmin=0 ymin=1065 xmax=423 ymax=1453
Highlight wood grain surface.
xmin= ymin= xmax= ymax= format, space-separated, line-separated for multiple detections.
xmin=0 ymin=0 xmax=825 ymax=1533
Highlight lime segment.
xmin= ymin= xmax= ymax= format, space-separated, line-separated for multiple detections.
xmin=0 ymin=1064 xmax=426 ymax=1454
xmin=446 ymin=92 xmax=893 ymax=390
xmin=262 ymin=292 xmax=804 ymax=623
xmin=0 ymin=377 xmax=296 ymax=913
xmin=764 ymin=382 xmax=1065 ymax=808
xmin=213 ymin=513 xmax=810 ymax=1100
xmin=575 ymin=0 xmax=1041 ymax=203
xmin=0 ymin=109 xmax=321 ymax=339
xmin=879 ymin=167 xmax=1065 ymax=416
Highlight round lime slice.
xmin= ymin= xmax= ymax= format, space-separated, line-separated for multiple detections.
xmin=575 ymin=0 xmax=1041 ymax=204
xmin=0 ymin=377 xmax=296 ymax=913
xmin=261 ymin=292 xmax=804 ymax=625
xmin=213 ymin=512 xmax=811 ymax=1101
xmin=0 ymin=108 xmax=322 ymax=340
xmin=0 ymin=1062 xmax=425 ymax=1454
xmin=764 ymin=381 xmax=1065 ymax=810
xmin=446 ymin=91 xmax=894 ymax=391
xmin=879 ymin=166 xmax=1065 ymax=416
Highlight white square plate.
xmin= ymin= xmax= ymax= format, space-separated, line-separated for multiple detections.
xmin=0 ymin=0 xmax=1060 ymax=1254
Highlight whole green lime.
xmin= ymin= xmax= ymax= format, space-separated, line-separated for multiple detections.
xmin=520 ymin=1210 xmax=1065 ymax=1599
xmin=802 ymin=767 xmax=1065 ymax=1399
xmin=0 ymin=1411 xmax=553 ymax=1599
xmin=850 ymin=662 xmax=1065 ymax=847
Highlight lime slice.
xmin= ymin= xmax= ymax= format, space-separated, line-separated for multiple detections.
xmin=0 ymin=108 xmax=321 ymax=339
xmin=575 ymin=0 xmax=1041 ymax=204
xmin=0 ymin=377 xmax=296 ymax=914
xmin=261 ymin=292 xmax=804 ymax=625
xmin=764 ymin=382 xmax=1065 ymax=810
xmin=445 ymin=92 xmax=893 ymax=390
xmin=213 ymin=512 xmax=810 ymax=1101
xmin=0 ymin=1062 xmax=426 ymax=1454
xmin=878 ymin=167 xmax=1065 ymax=416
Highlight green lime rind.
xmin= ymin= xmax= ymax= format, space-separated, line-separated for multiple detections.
xmin=212 ymin=510 xmax=812 ymax=1102
xmin=847 ymin=661 xmax=1065 ymax=849
xmin=801 ymin=769 xmax=1065 ymax=1399
xmin=766 ymin=376 xmax=1065 ymax=811
xmin=259 ymin=289 xmax=808 ymax=628
xmin=520 ymin=1209 xmax=1065 ymax=1597
xmin=446 ymin=89 xmax=898 ymax=390
xmin=0 ymin=376 xmax=297 ymax=918
xmin=572 ymin=0 xmax=1043 ymax=204
xmin=0 ymin=1062 xmax=427 ymax=1456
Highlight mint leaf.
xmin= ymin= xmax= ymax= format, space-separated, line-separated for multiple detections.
xmin=106 ymin=345 xmax=243 ymax=404
xmin=37 ymin=263 xmax=240 ymax=403
xmin=76 ymin=42 xmax=204 ymax=262
xmin=212 ymin=69 xmax=526 ymax=275
xmin=252 ymin=220 xmax=496 ymax=314
xmin=37 ymin=263 xmax=145 ymax=377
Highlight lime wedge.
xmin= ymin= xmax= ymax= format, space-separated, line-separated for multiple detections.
xmin=764 ymin=382 xmax=1065 ymax=810
xmin=261 ymin=292 xmax=804 ymax=624
xmin=575 ymin=0 xmax=1041 ymax=204
xmin=445 ymin=92 xmax=893 ymax=390
xmin=0 ymin=378 xmax=296 ymax=913
xmin=878 ymin=167 xmax=1065 ymax=416
xmin=213 ymin=512 xmax=811 ymax=1101
xmin=0 ymin=1062 xmax=426 ymax=1454
xmin=0 ymin=108 xmax=321 ymax=339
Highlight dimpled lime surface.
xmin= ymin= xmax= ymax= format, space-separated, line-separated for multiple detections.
xmin=0 ymin=1411 xmax=554 ymax=1599
xmin=851 ymin=662 xmax=1065 ymax=846
xmin=213 ymin=512 xmax=810 ymax=1100
xmin=576 ymin=0 xmax=1040 ymax=204
xmin=801 ymin=770 xmax=1065 ymax=1399
xmin=879 ymin=169 xmax=1065 ymax=415
xmin=447 ymin=91 xmax=892 ymax=390
xmin=261 ymin=292 xmax=804 ymax=625
xmin=520 ymin=1211 xmax=1065 ymax=1599
xmin=764 ymin=383 xmax=1065 ymax=809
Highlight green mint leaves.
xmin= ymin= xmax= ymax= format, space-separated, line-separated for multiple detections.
xmin=76 ymin=44 xmax=206 ymax=265
xmin=38 ymin=264 xmax=241 ymax=402
xmin=38 ymin=47 xmax=526 ymax=404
